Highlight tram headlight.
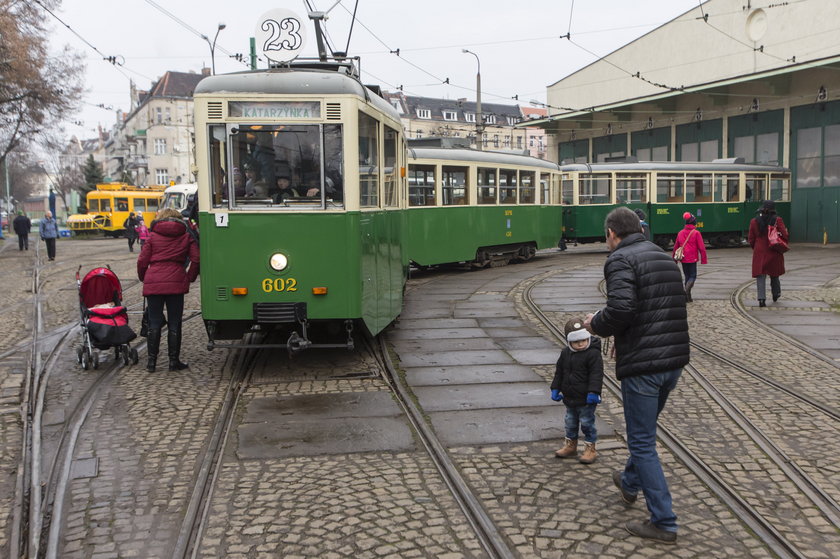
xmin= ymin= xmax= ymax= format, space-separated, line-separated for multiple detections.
xmin=269 ymin=253 xmax=289 ymax=271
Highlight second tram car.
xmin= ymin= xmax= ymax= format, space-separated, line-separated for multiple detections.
xmin=67 ymin=183 xmax=165 ymax=236
xmin=560 ymin=159 xmax=791 ymax=247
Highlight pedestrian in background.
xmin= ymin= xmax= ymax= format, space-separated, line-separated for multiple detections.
xmin=13 ymin=211 xmax=31 ymax=251
xmin=748 ymin=200 xmax=787 ymax=307
xmin=123 ymin=212 xmax=139 ymax=252
xmin=584 ymin=206 xmax=689 ymax=545
xmin=39 ymin=210 xmax=59 ymax=261
xmin=137 ymin=208 xmax=199 ymax=372
xmin=671 ymin=212 xmax=707 ymax=302
xmin=136 ymin=216 xmax=150 ymax=247
xmin=551 ymin=317 xmax=604 ymax=464
xmin=633 ymin=208 xmax=651 ymax=241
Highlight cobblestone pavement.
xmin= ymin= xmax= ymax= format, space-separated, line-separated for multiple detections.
xmin=2 ymin=238 xmax=839 ymax=558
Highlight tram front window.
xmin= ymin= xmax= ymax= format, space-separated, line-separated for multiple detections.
xmin=218 ymin=123 xmax=344 ymax=209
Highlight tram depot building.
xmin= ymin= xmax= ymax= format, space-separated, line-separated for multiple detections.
xmin=529 ymin=0 xmax=840 ymax=244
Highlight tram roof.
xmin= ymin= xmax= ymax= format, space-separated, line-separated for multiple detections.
xmin=194 ymin=67 xmax=399 ymax=122
xmin=559 ymin=161 xmax=790 ymax=173
xmin=408 ymin=147 xmax=561 ymax=170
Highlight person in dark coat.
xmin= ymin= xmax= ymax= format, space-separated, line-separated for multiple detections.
xmin=137 ymin=208 xmax=199 ymax=372
xmin=13 ymin=211 xmax=32 ymax=251
xmin=748 ymin=200 xmax=787 ymax=307
xmin=123 ymin=212 xmax=139 ymax=252
xmin=551 ymin=318 xmax=604 ymax=464
xmin=584 ymin=206 xmax=688 ymax=545
xmin=633 ymin=208 xmax=651 ymax=241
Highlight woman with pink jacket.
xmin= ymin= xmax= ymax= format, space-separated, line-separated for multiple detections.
xmin=671 ymin=212 xmax=708 ymax=302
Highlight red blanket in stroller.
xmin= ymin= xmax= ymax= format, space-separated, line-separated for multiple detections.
xmin=86 ymin=306 xmax=137 ymax=349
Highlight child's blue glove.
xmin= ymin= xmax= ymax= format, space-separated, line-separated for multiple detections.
xmin=551 ymin=389 xmax=563 ymax=402
xmin=586 ymin=393 xmax=601 ymax=405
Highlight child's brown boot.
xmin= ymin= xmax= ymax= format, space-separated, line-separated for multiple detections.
xmin=554 ymin=438 xmax=578 ymax=458
xmin=579 ymin=441 xmax=597 ymax=464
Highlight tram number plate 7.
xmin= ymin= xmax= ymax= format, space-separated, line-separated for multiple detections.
xmin=262 ymin=278 xmax=298 ymax=292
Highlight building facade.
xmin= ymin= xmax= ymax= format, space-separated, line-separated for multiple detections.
xmin=531 ymin=0 xmax=840 ymax=242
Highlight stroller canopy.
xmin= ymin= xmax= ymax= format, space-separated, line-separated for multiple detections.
xmin=79 ymin=267 xmax=123 ymax=308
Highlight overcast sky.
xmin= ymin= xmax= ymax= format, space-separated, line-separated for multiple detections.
xmin=47 ymin=0 xmax=702 ymax=137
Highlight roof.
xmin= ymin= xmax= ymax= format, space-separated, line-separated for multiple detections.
xmin=408 ymin=146 xmax=560 ymax=170
xmin=402 ymin=94 xmax=521 ymax=120
xmin=148 ymin=71 xmax=205 ymax=99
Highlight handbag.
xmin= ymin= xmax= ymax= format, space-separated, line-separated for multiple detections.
xmin=674 ymin=229 xmax=695 ymax=262
xmin=767 ymin=221 xmax=789 ymax=253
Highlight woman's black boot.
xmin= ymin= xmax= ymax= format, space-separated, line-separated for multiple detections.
xmin=146 ymin=329 xmax=161 ymax=372
xmin=758 ymin=299 xmax=766 ymax=307
xmin=168 ymin=330 xmax=189 ymax=371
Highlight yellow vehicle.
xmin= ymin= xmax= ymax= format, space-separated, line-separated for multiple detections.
xmin=67 ymin=183 xmax=166 ymax=236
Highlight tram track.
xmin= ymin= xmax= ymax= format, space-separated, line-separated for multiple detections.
xmin=521 ymin=278 xmax=813 ymax=559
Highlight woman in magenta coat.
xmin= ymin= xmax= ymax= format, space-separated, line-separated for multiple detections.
xmin=137 ymin=208 xmax=199 ymax=372
xmin=748 ymin=200 xmax=787 ymax=307
xmin=671 ymin=212 xmax=708 ymax=302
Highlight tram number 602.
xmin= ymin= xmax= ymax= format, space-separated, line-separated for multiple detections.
xmin=261 ymin=278 xmax=298 ymax=292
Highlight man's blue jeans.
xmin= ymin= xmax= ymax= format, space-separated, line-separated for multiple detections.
xmin=620 ymin=369 xmax=682 ymax=532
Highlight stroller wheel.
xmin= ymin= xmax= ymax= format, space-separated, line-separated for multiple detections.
xmin=130 ymin=348 xmax=139 ymax=365
xmin=77 ymin=347 xmax=84 ymax=365
xmin=122 ymin=346 xmax=130 ymax=366
xmin=81 ymin=350 xmax=90 ymax=370
xmin=92 ymin=352 xmax=100 ymax=370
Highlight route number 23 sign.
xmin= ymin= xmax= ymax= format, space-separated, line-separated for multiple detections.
xmin=255 ymin=9 xmax=307 ymax=64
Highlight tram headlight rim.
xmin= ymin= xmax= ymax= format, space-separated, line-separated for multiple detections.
xmin=269 ymin=252 xmax=289 ymax=272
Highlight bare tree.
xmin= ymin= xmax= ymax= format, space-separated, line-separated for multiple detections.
xmin=0 ymin=0 xmax=85 ymax=163
xmin=43 ymin=152 xmax=85 ymax=213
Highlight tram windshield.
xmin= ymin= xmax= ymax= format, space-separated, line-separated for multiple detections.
xmin=209 ymin=123 xmax=343 ymax=209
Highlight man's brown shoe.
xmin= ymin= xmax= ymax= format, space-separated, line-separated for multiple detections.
xmin=625 ymin=520 xmax=677 ymax=544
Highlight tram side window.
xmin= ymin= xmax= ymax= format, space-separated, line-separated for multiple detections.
xmin=135 ymin=199 xmax=147 ymax=213
xmin=615 ymin=174 xmax=647 ymax=203
xmin=499 ymin=169 xmax=517 ymax=203
xmin=209 ymin=125 xmax=228 ymax=208
xmin=746 ymin=174 xmax=766 ymax=202
xmin=478 ymin=167 xmax=497 ymax=204
xmin=359 ymin=112 xmax=379 ymax=207
xmin=561 ymin=177 xmax=574 ymax=205
xmin=685 ymin=174 xmax=712 ymax=202
xmin=578 ymin=174 xmax=611 ymax=204
xmin=769 ymin=174 xmax=790 ymax=201
xmin=114 ymin=197 xmax=128 ymax=212
xmin=519 ymin=171 xmax=536 ymax=204
xmin=442 ymin=165 xmax=468 ymax=205
xmin=714 ymin=174 xmax=739 ymax=202
xmin=540 ymin=173 xmax=551 ymax=204
xmin=656 ymin=174 xmax=684 ymax=203
xmin=147 ymin=197 xmax=159 ymax=213
xmin=408 ymin=165 xmax=436 ymax=206
xmin=383 ymin=126 xmax=399 ymax=207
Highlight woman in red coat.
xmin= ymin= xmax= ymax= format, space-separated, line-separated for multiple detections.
xmin=671 ymin=212 xmax=708 ymax=302
xmin=137 ymin=208 xmax=200 ymax=372
xmin=748 ymin=200 xmax=787 ymax=307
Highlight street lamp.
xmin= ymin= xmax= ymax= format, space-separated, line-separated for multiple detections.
xmin=202 ymin=23 xmax=226 ymax=75
xmin=462 ymin=49 xmax=483 ymax=150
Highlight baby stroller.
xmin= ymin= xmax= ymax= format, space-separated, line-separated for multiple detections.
xmin=76 ymin=266 xmax=139 ymax=369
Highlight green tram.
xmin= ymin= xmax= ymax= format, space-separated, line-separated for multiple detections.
xmin=560 ymin=159 xmax=791 ymax=248
xmin=406 ymin=147 xmax=563 ymax=268
xmin=193 ymin=62 xmax=408 ymax=351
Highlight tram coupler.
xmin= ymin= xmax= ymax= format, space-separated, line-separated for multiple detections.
xmin=287 ymin=331 xmax=312 ymax=356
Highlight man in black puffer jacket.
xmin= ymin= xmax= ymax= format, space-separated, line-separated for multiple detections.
xmin=584 ymin=207 xmax=689 ymax=546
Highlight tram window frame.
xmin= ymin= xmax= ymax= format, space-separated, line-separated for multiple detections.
xmin=561 ymin=176 xmax=574 ymax=205
xmin=115 ymin=197 xmax=129 ymax=212
xmin=519 ymin=171 xmax=536 ymax=204
xmin=615 ymin=173 xmax=647 ymax=203
xmin=685 ymin=174 xmax=712 ymax=203
xmin=209 ymin=125 xmax=228 ymax=208
xmin=578 ymin=173 xmax=611 ymax=205
xmin=358 ymin=112 xmax=380 ymax=208
xmin=383 ymin=125 xmax=399 ymax=208
xmin=478 ymin=167 xmax=497 ymax=204
xmin=714 ymin=174 xmax=740 ymax=202
xmin=656 ymin=174 xmax=684 ymax=203
xmin=146 ymin=197 xmax=160 ymax=213
xmin=769 ymin=173 xmax=790 ymax=201
xmin=442 ymin=165 xmax=468 ymax=206
xmin=408 ymin=165 xmax=436 ymax=206
xmin=745 ymin=174 xmax=766 ymax=202
xmin=499 ymin=169 xmax=517 ymax=204
xmin=134 ymin=198 xmax=147 ymax=213
xmin=540 ymin=173 xmax=551 ymax=204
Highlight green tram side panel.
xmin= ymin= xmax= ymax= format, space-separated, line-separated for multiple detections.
xmin=359 ymin=209 xmax=407 ymax=336
xmin=404 ymin=205 xmax=562 ymax=267
xmin=198 ymin=211 xmax=363 ymax=324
